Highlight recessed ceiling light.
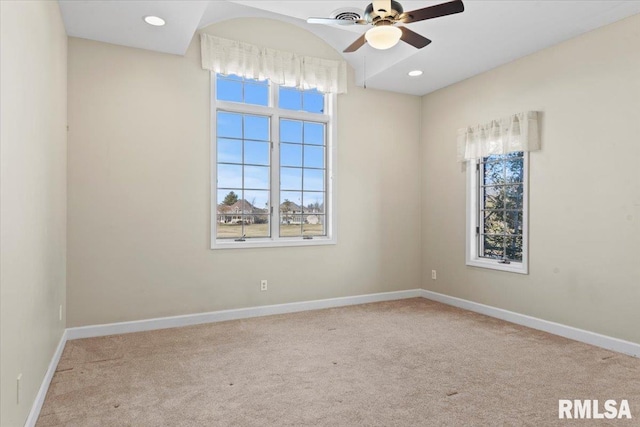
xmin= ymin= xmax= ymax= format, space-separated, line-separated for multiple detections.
xmin=144 ymin=16 xmax=165 ymax=27
xmin=408 ymin=70 xmax=423 ymax=77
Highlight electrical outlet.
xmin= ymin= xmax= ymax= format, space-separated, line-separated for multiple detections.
xmin=260 ymin=280 xmax=268 ymax=291
xmin=59 ymin=304 xmax=63 ymax=321
xmin=17 ymin=374 xmax=22 ymax=404
xmin=432 ymin=270 xmax=437 ymax=280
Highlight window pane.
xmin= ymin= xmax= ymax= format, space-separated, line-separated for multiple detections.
xmin=483 ymin=186 xmax=504 ymax=210
xmin=244 ymin=141 xmax=269 ymax=166
xmin=506 ymin=210 xmax=523 ymax=234
xmin=280 ymin=191 xmax=302 ymax=208
xmin=303 ymin=169 xmax=324 ymax=191
xmin=244 ymin=190 xmax=269 ymax=212
xmin=280 ymin=192 xmax=303 ymax=237
xmin=217 ymin=190 xmax=239 ymax=207
xmin=216 ymin=74 xmax=270 ymax=106
xmin=279 ymin=87 xmax=302 ymax=110
xmin=280 ymin=223 xmax=302 ymax=237
xmin=505 ymin=236 xmax=523 ymax=261
xmin=217 ymin=112 xmax=242 ymax=138
xmin=281 ymin=167 xmax=302 ymax=190
xmin=482 ymin=234 xmax=504 ymax=259
xmin=218 ymin=164 xmax=242 ymax=188
xmin=252 ymin=214 xmax=270 ymax=225
xmin=245 ymin=216 xmax=270 ymax=238
xmin=483 ymin=210 xmax=505 ymax=235
xmin=217 ymin=79 xmax=243 ymax=103
xmin=281 ymin=143 xmax=302 ymax=167
xmin=484 ymin=154 xmax=503 ymax=163
xmin=281 ymin=120 xmax=302 ymax=143
xmin=216 ymin=188 xmax=244 ymax=239
xmin=484 ymin=161 xmax=504 ymax=185
xmin=302 ymin=192 xmax=324 ymax=214
xmin=217 ymin=138 xmax=242 ymax=164
xmin=504 ymin=185 xmax=523 ymax=209
xmin=506 ymin=159 xmax=524 ymax=183
xmin=303 ymin=215 xmax=325 ymax=236
xmin=303 ymin=90 xmax=325 ymax=113
xmin=244 ymin=83 xmax=268 ymax=106
xmin=217 ymin=222 xmax=243 ymax=239
xmin=304 ymin=145 xmax=324 ymax=168
xmin=244 ymin=166 xmax=269 ymax=190
xmin=244 ymin=115 xmax=269 ymax=141
xmin=304 ymin=122 xmax=324 ymax=145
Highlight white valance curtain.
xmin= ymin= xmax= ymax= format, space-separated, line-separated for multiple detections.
xmin=457 ymin=111 xmax=540 ymax=162
xmin=200 ymin=34 xmax=348 ymax=94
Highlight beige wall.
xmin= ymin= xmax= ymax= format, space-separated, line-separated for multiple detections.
xmin=67 ymin=19 xmax=422 ymax=327
xmin=420 ymin=14 xmax=640 ymax=344
xmin=0 ymin=2 xmax=67 ymax=426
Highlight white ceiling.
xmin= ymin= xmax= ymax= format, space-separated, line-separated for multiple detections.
xmin=59 ymin=0 xmax=640 ymax=95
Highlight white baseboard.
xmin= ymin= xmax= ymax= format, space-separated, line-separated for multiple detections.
xmin=420 ymin=289 xmax=640 ymax=358
xmin=66 ymin=289 xmax=423 ymax=340
xmin=24 ymin=330 xmax=68 ymax=427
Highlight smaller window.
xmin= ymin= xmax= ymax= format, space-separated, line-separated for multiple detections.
xmin=466 ymin=152 xmax=529 ymax=274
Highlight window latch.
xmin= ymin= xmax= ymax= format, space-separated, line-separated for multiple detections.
xmin=303 ymin=235 xmax=313 ymax=240
xmin=498 ymin=259 xmax=511 ymax=264
xmin=235 ymin=234 xmax=246 ymax=242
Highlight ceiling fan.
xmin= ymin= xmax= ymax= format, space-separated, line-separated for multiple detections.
xmin=307 ymin=0 xmax=464 ymax=52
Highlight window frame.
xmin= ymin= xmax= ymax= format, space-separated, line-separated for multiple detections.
xmin=210 ymin=73 xmax=337 ymax=249
xmin=465 ymin=152 xmax=529 ymax=274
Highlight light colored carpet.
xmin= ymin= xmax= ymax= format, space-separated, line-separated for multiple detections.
xmin=37 ymin=298 xmax=640 ymax=426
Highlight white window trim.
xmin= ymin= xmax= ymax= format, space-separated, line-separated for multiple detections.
xmin=210 ymin=73 xmax=338 ymax=249
xmin=465 ymin=152 xmax=529 ymax=274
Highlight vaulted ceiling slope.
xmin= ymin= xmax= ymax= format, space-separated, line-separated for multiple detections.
xmin=59 ymin=0 xmax=640 ymax=95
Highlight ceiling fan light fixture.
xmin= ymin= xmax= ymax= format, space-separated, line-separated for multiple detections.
xmin=365 ymin=25 xmax=402 ymax=50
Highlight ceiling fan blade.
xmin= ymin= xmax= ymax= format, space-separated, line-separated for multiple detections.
xmin=343 ymin=34 xmax=367 ymax=53
xmin=399 ymin=26 xmax=432 ymax=49
xmin=401 ymin=0 xmax=464 ymax=24
xmin=372 ymin=0 xmax=392 ymax=15
xmin=307 ymin=17 xmax=366 ymax=26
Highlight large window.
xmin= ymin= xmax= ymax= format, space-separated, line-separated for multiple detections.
xmin=466 ymin=152 xmax=528 ymax=274
xmin=212 ymin=74 xmax=336 ymax=249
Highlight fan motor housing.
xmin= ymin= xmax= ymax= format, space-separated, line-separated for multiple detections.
xmin=364 ymin=0 xmax=403 ymax=24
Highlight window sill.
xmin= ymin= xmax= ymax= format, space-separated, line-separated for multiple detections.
xmin=211 ymin=237 xmax=336 ymax=250
xmin=466 ymin=258 xmax=528 ymax=275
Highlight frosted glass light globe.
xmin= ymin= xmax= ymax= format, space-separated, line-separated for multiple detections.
xmin=365 ymin=26 xmax=402 ymax=50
